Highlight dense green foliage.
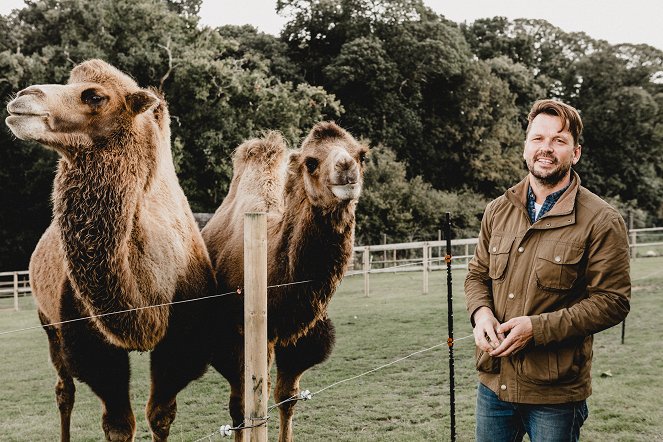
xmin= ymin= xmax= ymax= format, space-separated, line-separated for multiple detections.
xmin=1 ymin=0 xmax=662 ymax=270
xmin=356 ymin=146 xmax=487 ymax=244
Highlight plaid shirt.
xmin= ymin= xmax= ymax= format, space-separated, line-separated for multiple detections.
xmin=527 ymin=181 xmax=572 ymax=223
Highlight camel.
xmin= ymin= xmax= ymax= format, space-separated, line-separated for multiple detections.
xmin=202 ymin=123 xmax=368 ymax=441
xmin=5 ymin=59 xmax=217 ymax=441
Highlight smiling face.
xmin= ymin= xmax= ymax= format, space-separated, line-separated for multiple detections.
xmin=523 ymin=113 xmax=581 ymax=188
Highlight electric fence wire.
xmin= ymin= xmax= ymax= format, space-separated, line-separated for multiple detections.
xmin=1 ymin=267 xmax=481 ymax=440
xmin=0 ymin=280 xmax=314 ymax=336
xmin=194 ymin=334 xmax=475 ymax=440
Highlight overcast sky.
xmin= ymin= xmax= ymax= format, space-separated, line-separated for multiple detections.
xmin=2 ymin=0 xmax=662 ymax=50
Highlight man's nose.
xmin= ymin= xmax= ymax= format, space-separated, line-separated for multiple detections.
xmin=540 ymin=141 xmax=554 ymax=152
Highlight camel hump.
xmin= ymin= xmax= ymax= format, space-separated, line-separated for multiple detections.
xmin=234 ymin=131 xmax=287 ymax=168
xmin=229 ymin=131 xmax=289 ymax=213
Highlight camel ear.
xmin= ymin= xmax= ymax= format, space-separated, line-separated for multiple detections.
xmin=126 ymin=90 xmax=159 ymax=115
xmin=287 ymin=151 xmax=301 ymax=174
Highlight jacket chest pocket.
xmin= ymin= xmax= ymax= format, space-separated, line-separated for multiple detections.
xmin=534 ymin=242 xmax=585 ymax=291
xmin=488 ymin=235 xmax=515 ymax=280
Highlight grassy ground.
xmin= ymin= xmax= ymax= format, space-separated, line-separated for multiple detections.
xmin=0 ymin=257 xmax=661 ymax=441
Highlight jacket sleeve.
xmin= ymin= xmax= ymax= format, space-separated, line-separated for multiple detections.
xmin=530 ymin=213 xmax=631 ymax=345
xmin=464 ymin=200 xmax=496 ymax=326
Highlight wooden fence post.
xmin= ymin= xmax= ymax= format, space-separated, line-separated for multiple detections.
xmin=382 ymin=233 xmax=387 ymax=268
xmin=13 ymin=272 xmax=19 ymax=311
xmin=628 ymin=210 xmax=636 ymax=259
xmin=244 ymin=213 xmax=268 ymax=442
xmin=422 ymin=243 xmax=429 ymax=294
xmin=438 ymin=229 xmax=442 ymax=262
xmin=363 ymin=246 xmax=370 ymax=297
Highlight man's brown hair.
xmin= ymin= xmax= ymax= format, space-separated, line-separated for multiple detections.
xmin=526 ymin=99 xmax=583 ymax=146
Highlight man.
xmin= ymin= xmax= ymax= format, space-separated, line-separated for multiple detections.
xmin=464 ymin=99 xmax=631 ymax=442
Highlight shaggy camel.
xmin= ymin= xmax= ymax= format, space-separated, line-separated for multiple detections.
xmin=5 ymin=59 xmax=216 ymax=441
xmin=202 ymin=123 xmax=368 ymax=441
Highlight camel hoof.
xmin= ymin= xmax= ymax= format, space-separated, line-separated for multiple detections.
xmin=104 ymin=429 xmax=135 ymax=442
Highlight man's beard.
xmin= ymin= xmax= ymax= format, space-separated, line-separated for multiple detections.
xmin=526 ymin=156 xmax=572 ymax=187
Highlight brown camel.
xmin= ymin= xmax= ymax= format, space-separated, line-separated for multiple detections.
xmin=5 ymin=59 xmax=217 ymax=441
xmin=202 ymin=123 xmax=368 ymax=441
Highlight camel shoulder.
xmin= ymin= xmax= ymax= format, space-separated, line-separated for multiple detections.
xmin=29 ymin=224 xmax=67 ymax=324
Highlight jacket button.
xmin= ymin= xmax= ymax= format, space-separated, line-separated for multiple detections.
xmin=492 ymin=246 xmax=497 ymax=252
xmin=508 ymin=293 xmax=515 ymax=299
xmin=500 ymin=384 xmax=507 ymax=391
xmin=554 ymin=256 xmax=561 ymax=262
xmin=518 ymin=247 xmax=524 ymax=253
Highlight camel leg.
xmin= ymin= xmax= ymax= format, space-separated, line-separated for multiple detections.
xmin=219 ymin=341 xmax=275 ymax=442
xmin=146 ymin=342 xmax=211 ymax=441
xmin=59 ymin=286 xmax=135 ymax=441
xmin=274 ymin=317 xmax=336 ymax=442
xmin=210 ymin=338 xmax=245 ymax=442
xmin=273 ymin=371 xmax=301 ymax=442
xmin=147 ymin=300 xmax=215 ymax=441
xmin=40 ymin=310 xmax=76 ymax=442
xmin=229 ymin=381 xmax=245 ymax=442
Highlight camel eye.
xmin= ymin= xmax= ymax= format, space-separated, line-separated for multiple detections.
xmin=81 ymin=89 xmax=105 ymax=107
xmin=304 ymin=157 xmax=319 ymax=174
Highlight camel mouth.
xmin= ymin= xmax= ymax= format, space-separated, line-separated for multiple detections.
xmin=6 ymin=111 xmax=49 ymax=118
xmin=330 ymin=183 xmax=361 ymax=200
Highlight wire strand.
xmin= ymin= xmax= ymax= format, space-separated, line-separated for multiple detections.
xmin=312 ymin=337 xmax=472 ymax=397
xmin=195 ymin=334 xmax=474 ymax=439
xmin=0 ymin=279 xmax=315 ymax=337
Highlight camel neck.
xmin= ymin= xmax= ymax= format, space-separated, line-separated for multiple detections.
xmin=52 ymin=144 xmax=170 ymax=350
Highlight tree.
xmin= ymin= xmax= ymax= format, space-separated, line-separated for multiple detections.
xmin=279 ymin=0 xmax=524 ymax=196
xmin=356 ymin=146 xmax=487 ymax=244
xmin=0 ymin=0 xmax=342 ymax=269
xmin=463 ymin=16 xmax=663 ymax=224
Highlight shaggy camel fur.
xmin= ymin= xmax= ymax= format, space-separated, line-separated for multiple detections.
xmin=5 ymin=59 xmax=216 ymax=441
xmin=202 ymin=123 xmax=368 ymax=441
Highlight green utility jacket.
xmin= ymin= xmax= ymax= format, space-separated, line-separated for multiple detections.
xmin=465 ymin=171 xmax=631 ymax=404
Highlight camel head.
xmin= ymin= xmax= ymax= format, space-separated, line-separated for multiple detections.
xmin=5 ymin=59 xmax=163 ymax=159
xmin=289 ymin=122 xmax=368 ymax=210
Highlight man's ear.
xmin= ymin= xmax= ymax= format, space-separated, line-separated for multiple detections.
xmin=573 ymin=145 xmax=582 ymax=165
xmin=126 ymin=90 xmax=159 ymax=115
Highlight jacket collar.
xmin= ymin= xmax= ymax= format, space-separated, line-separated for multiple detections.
xmin=505 ymin=170 xmax=581 ymax=228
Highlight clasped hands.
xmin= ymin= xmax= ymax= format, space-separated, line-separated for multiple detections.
xmin=473 ymin=307 xmax=533 ymax=357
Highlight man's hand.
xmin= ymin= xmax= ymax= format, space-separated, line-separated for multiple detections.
xmin=472 ymin=307 xmax=505 ymax=352
xmin=489 ymin=316 xmax=533 ymax=357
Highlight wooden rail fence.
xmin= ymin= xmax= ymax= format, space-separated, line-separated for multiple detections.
xmin=2 ymin=227 xmax=661 ymax=305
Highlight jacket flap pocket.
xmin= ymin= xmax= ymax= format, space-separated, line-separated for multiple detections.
xmin=488 ymin=235 xmax=515 ymax=280
xmin=537 ymin=242 xmax=584 ymax=265
xmin=535 ymin=241 xmax=585 ymax=290
xmin=489 ymin=235 xmax=515 ymax=255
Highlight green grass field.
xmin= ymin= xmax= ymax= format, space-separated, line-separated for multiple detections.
xmin=1 ymin=257 xmax=662 ymax=441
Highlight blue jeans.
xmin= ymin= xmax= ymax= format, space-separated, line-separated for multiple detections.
xmin=476 ymin=383 xmax=588 ymax=442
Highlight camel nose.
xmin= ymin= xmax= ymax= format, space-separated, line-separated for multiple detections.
xmin=335 ymin=158 xmax=359 ymax=185
xmin=16 ymin=86 xmax=45 ymax=99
